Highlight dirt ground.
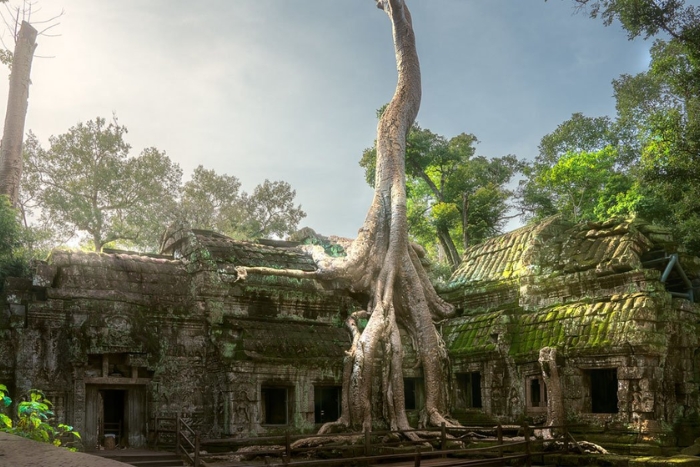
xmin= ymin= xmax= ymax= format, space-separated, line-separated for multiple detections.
xmin=0 ymin=432 xmax=131 ymax=467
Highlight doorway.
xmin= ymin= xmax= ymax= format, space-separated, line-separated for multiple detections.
xmin=101 ymin=390 xmax=126 ymax=446
xmin=85 ymin=385 xmax=147 ymax=450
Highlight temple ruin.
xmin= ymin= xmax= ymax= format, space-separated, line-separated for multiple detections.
xmin=2 ymin=216 xmax=700 ymax=449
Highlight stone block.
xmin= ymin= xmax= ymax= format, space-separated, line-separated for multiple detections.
xmin=32 ymin=263 xmax=57 ymax=288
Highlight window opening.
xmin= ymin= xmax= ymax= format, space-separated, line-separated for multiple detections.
xmin=525 ymin=375 xmax=547 ymax=413
xmin=261 ymin=387 xmax=288 ymax=425
xmin=314 ymin=386 xmax=341 ymax=424
xmin=589 ymin=368 xmax=618 ymax=414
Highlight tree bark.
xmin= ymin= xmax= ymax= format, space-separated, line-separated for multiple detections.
xmin=237 ymin=0 xmax=456 ymax=434
xmin=462 ymin=192 xmax=470 ymax=250
xmin=538 ymin=347 xmax=565 ymax=435
xmin=0 ymin=21 xmax=37 ymax=207
xmin=436 ymin=225 xmax=460 ymax=270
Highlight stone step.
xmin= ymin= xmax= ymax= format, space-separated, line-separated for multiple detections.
xmin=94 ymin=449 xmax=185 ymax=467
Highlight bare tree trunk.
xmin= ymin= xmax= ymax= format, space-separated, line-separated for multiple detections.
xmin=462 ymin=192 xmax=470 ymax=250
xmin=0 ymin=21 xmax=37 ymax=207
xmin=236 ymin=0 xmax=456 ymax=435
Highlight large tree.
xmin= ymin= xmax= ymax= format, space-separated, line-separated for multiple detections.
xmin=518 ymin=113 xmax=639 ymax=223
xmin=0 ymin=20 xmax=37 ymax=207
xmin=23 ymin=117 xmax=182 ymax=252
xmin=237 ymin=0 xmax=455 ymax=433
xmin=361 ymin=127 xmax=521 ymax=270
xmin=543 ymin=0 xmax=700 ymax=252
xmin=179 ymin=166 xmax=306 ymax=240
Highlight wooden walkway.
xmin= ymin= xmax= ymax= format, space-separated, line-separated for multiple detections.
xmin=368 ymin=458 xmax=504 ymax=467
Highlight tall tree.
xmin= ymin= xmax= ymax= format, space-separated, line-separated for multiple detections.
xmin=361 ymin=125 xmax=521 ymax=269
xmin=243 ymin=179 xmax=306 ymax=239
xmin=518 ymin=113 xmax=638 ymax=222
xmin=179 ymin=167 xmax=306 ymax=240
xmin=236 ymin=0 xmax=455 ymax=434
xmin=23 ymin=117 xmax=182 ymax=252
xmin=556 ymin=0 xmax=700 ymax=252
xmin=179 ymin=165 xmax=245 ymax=236
xmin=0 ymin=20 xmax=36 ymax=206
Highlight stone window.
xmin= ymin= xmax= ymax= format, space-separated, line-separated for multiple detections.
xmin=587 ymin=368 xmax=619 ymax=414
xmin=403 ymin=378 xmax=424 ymax=411
xmin=526 ymin=375 xmax=547 ymax=413
xmin=314 ymin=386 xmax=341 ymax=424
xmin=456 ymin=372 xmax=482 ymax=409
xmin=261 ymin=386 xmax=290 ymax=425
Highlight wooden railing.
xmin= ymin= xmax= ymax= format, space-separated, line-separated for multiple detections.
xmin=175 ymin=415 xmax=201 ymax=467
xmin=195 ymin=422 xmax=579 ymax=467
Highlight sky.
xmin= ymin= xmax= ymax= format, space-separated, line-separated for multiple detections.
xmin=0 ymin=0 xmax=657 ymax=239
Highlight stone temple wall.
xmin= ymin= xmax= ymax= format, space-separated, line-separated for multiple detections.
xmin=3 ymin=217 xmax=700 ymax=447
xmin=0 ymin=227 xmax=361 ymax=449
xmin=440 ymin=217 xmax=700 ymax=438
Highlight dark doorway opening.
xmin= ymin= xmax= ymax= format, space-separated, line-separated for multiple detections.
xmin=101 ymin=390 xmax=125 ymax=446
xmin=314 ymin=386 xmax=341 ymax=424
xmin=456 ymin=372 xmax=482 ymax=408
xmin=403 ymin=378 xmax=424 ymax=410
xmin=261 ymin=387 xmax=289 ymax=425
xmin=589 ymin=368 xmax=619 ymax=413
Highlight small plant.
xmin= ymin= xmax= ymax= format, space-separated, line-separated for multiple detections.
xmin=0 ymin=384 xmax=81 ymax=450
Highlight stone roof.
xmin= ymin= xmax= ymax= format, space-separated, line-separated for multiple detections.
xmin=160 ymin=223 xmax=318 ymax=272
xmin=439 ymin=216 xmax=700 ymax=362
xmin=441 ymin=216 xmax=699 ymax=312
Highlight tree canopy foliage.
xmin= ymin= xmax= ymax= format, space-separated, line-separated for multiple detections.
xmin=527 ymin=0 xmax=700 ymax=254
xmin=20 ymin=117 xmax=307 ymax=253
xmin=21 ymin=117 xmax=182 ymax=252
xmin=360 ymin=118 xmax=522 ymax=270
xmin=179 ymin=166 xmax=306 ymax=240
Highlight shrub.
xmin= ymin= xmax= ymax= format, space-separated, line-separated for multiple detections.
xmin=0 ymin=384 xmax=81 ymax=450
xmin=0 ymin=195 xmax=29 ymax=292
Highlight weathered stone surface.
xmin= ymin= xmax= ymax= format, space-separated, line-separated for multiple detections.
xmin=4 ymin=217 xmax=700 ymax=448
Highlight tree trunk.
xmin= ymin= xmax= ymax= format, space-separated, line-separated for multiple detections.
xmin=0 ymin=21 xmax=37 ymax=207
xmin=236 ymin=0 xmax=456 ymax=435
xmin=461 ymin=192 xmax=470 ymax=250
xmin=437 ymin=225 xmax=460 ymax=271
xmin=538 ymin=347 xmax=565 ymax=435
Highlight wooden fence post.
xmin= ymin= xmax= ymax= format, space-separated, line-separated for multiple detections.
xmin=441 ymin=421 xmax=446 ymax=456
xmin=497 ymin=423 xmax=503 ymax=459
xmin=564 ymin=422 xmax=569 ymax=453
xmin=194 ymin=432 xmax=200 ymax=467
xmin=175 ymin=413 xmax=180 ymax=456
xmin=285 ymin=430 xmax=291 ymax=460
xmin=365 ymin=429 xmax=371 ymax=457
xmin=524 ymin=422 xmax=531 ymax=467
xmin=414 ymin=447 xmax=421 ymax=467
xmin=154 ymin=414 xmax=159 ymax=449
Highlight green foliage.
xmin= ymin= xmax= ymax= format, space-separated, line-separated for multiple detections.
xmin=360 ymin=118 xmax=522 ymax=269
xmin=572 ymin=0 xmax=700 ymax=42
xmin=533 ymin=147 xmax=635 ymax=222
xmin=244 ymin=179 xmax=306 ymax=239
xmin=0 ymin=385 xmax=81 ymax=451
xmin=0 ymin=196 xmax=29 ymax=292
xmin=179 ymin=166 xmax=306 ymax=240
xmin=0 ymin=49 xmax=12 ymax=70
xmin=21 ymin=117 xmax=183 ymax=252
xmin=534 ymin=0 xmax=700 ymax=253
